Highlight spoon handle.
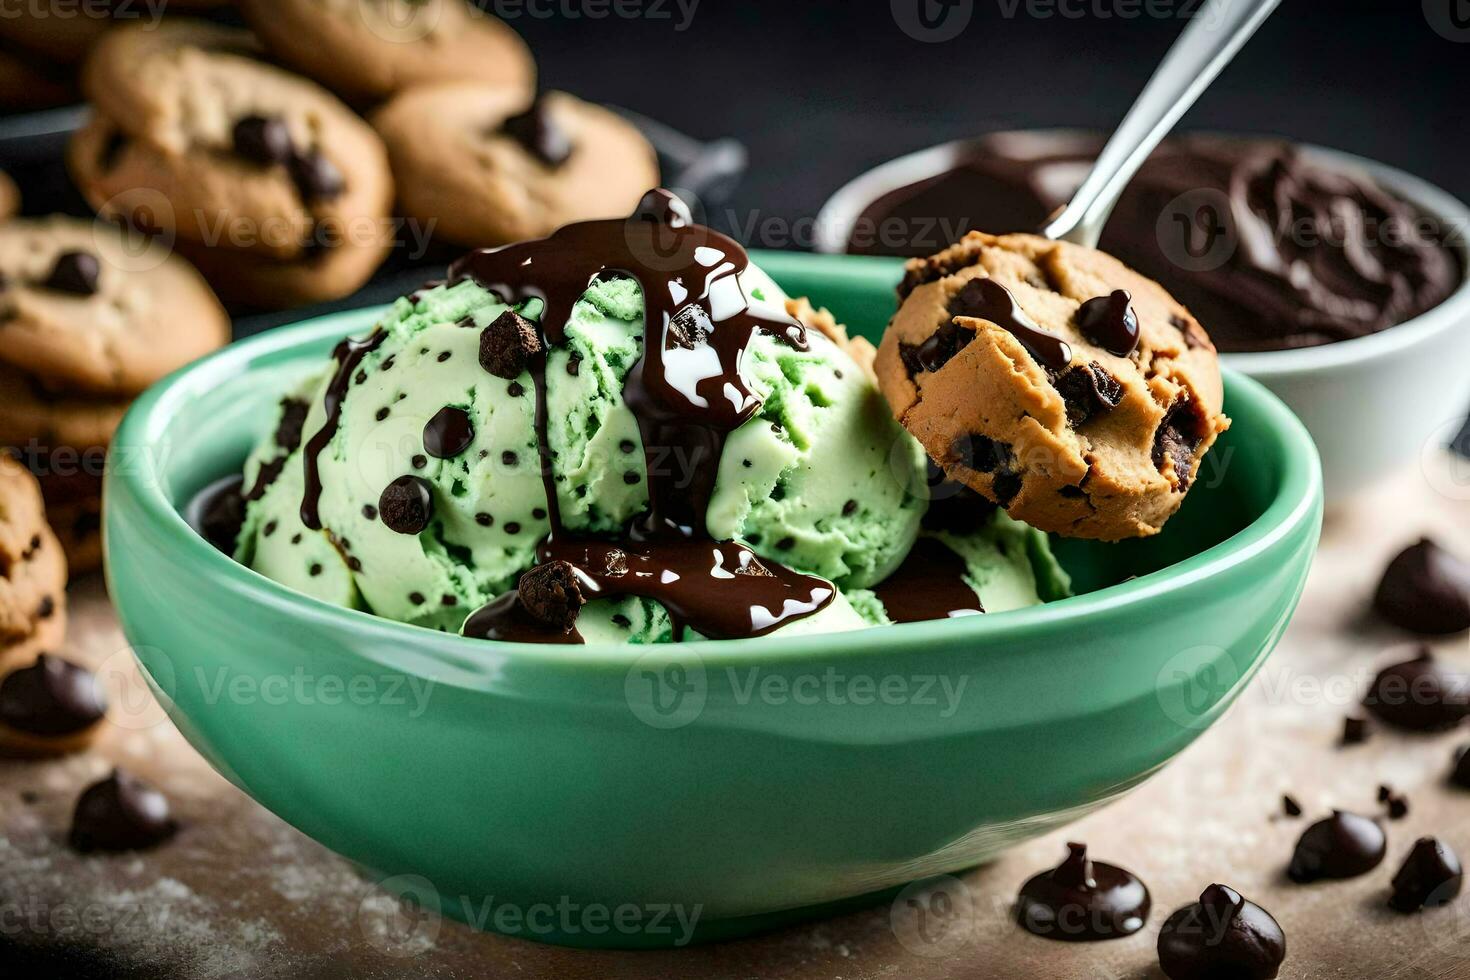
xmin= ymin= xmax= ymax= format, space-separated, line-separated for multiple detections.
xmin=1042 ymin=0 xmax=1282 ymax=248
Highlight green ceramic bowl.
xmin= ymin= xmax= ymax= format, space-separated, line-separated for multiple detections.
xmin=105 ymin=251 xmax=1322 ymax=948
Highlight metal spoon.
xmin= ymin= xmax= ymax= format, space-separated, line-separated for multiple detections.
xmin=1042 ymin=0 xmax=1282 ymax=248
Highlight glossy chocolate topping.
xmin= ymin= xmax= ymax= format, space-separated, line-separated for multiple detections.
xmin=1373 ymin=537 xmax=1470 ymax=635
xmin=1287 ymin=810 xmax=1387 ymax=882
xmin=1362 ymin=648 xmax=1469 ymax=733
xmin=1015 ymin=842 xmax=1150 ymax=942
xmin=69 ymin=769 xmax=178 ymax=853
xmin=1157 ymin=884 xmax=1285 ymax=980
xmin=850 ymin=133 xmax=1461 ymax=353
xmin=949 ymin=276 xmax=1072 ymax=370
xmin=872 ymin=538 xmax=983 ymax=624
xmin=1389 ymin=837 xmax=1464 ymax=913
xmin=446 ymin=189 xmax=834 ymax=642
xmin=1075 ymin=289 xmax=1140 ymax=357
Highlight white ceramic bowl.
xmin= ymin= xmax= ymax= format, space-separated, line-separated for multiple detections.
xmin=814 ymin=132 xmax=1470 ymax=503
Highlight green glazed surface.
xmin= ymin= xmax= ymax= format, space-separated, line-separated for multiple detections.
xmin=105 ymin=250 xmax=1323 ymax=947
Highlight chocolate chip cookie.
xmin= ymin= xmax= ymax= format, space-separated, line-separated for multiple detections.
xmin=0 ymin=216 xmax=228 ymax=396
xmin=69 ymin=20 xmax=396 ymax=307
xmin=372 ymin=86 xmax=658 ymax=247
xmin=239 ymin=0 xmax=535 ymax=103
xmin=876 ymin=232 xmax=1229 ymax=540
xmin=0 ymin=455 xmax=67 ymax=656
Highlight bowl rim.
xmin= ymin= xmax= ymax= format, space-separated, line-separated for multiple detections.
xmin=110 ymin=296 xmax=1322 ymax=675
xmin=812 ymin=128 xmax=1470 ymax=379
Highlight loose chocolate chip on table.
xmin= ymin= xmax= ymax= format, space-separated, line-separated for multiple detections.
xmin=43 ymin=250 xmax=101 ymax=296
xmin=232 ymin=115 xmax=293 ymax=166
xmin=1157 ymin=884 xmax=1285 ymax=980
xmin=0 ymin=655 xmax=106 ymax=737
xmin=378 ymin=476 xmax=434 ymax=535
xmin=500 ymin=97 xmax=573 ymax=167
xmin=1282 ymin=795 xmax=1302 ymax=818
xmin=1287 ymin=810 xmax=1386 ymax=882
xmin=423 ymin=406 xmax=475 ymax=459
xmin=287 ymin=149 xmax=346 ymax=202
xmin=70 ymin=769 xmax=178 ymax=853
xmin=480 ymin=310 xmax=543 ymax=379
xmin=1341 ymin=715 xmax=1371 ymax=746
xmin=1362 ymin=648 xmax=1469 ymax=732
xmin=1453 ymin=745 xmax=1470 ymax=790
xmin=1015 ymin=842 xmax=1150 ymax=942
xmin=1389 ymin=837 xmax=1464 ymax=913
xmin=1373 ymin=538 xmax=1470 ymax=635
xmin=1075 ymin=290 xmax=1140 ymax=357
xmin=517 ymin=561 xmax=584 ymax=632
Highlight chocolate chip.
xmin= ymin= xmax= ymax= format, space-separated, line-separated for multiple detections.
xmin=899 ymin=317 xmax=974 ymax=375
xmin=517 ymin=561 xmax=584 ymax=632
xmin=1282 ymin=795 xmax=1302 ymax=818
xmin=411 ymin=454 xmax=427 ymax=470
xmin=619 ymin=439 xmax=636 ymax=454
xmin=1373 ymin=538 xmax=1470 ymax=635
xmin=566 ymin=352 xmax=583 ymax=376
xmin=623 ymin=470 xmax=640 ymax=485
xmin=441 ymin=595 xmax=458 ymax=607
xmin=667 ymin=306 xmax=712 ymax=350
xmin=1054 ymin=362 xmax=1124 ymax=426
xmin=1157 ymin=884 xmax=1285 ymax=980
xmin=1171 ymin=313 xmax=1212 ymax=350
xmin=69 ymin=769 xmax=177 ymax=853
xmin=1015 ymin=842 xmax=1150 ymax=942
xmin=1389 ymin=838 xmax=1464 ymax=913
xmin=378 ymin=476 xmax=434 ymax=535
xmin=504 ymin=522 xmax=520 ymax=535
xmin=475 ymin=512 xmax=493 ymax=527
xmin=775 ymin=537 xmax=795 ymax=551
xmin=275 ymin=398 xmax=309 ymax=451
xmin=611 ymin=614 xmax=632 ymax=629
xmin=232 ymin=115 xmax=293 ymax=166
xmin=36 ymin=595 xmax=54 ymax=619
xmin=1341 ymin=715 xmax=1371 ymax=745
xmin=262 ymin=520 xmax=278 ymax=538
xmin=1058 ymin=484 xmax=1086 ymax=499
xmin=423 ymin=406 xmax=475 ymax=459
xmin=507 ymin=381 xmax=525 ymax=397
xmin=501 ymin=451 xmax=518 ymax=467
xmin=1287 ymin=810 xmax=1386 ymax=882
xmin=842 ymin=499 xmax=858 ymax=516
xmin=1151 ymin=395 xmax=1205 ymax=491
xmin=1362 ymin=648 xmax=1469 ymax=732
xmin=409 ymin=592 xmax=425 ymax=605
xmin=0 ymin=655 xmax=106 ymax=737
xmin=1453 ymin=745 xmax=1470 ymax=790
xmin=501 ymin=97 xmax=573 ymax=167
xmin=309 ymin=563 xmax=323 ymax=577
xmin=1075 ymin=290 xmax=1140 ymax=357
xmin=480 ymin=310 xmax=543 ymax=379
xmin=287 ymin=149 xmax=345 ymax=203
xmin=290 ymin=533 xmax=301 ymax=545
xmin=375 ymin=407 xmax=390 ymax=422
xmin=951 ymin=433 xmax=1013 ymax=475
xmin=42 ymin=250 xmax=101 ymax=296
xmin=361 ymin=504 xmax=378 ymax=521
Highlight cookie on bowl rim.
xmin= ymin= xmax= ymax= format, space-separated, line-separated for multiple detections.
xmin=69 ymin=20 xmax=396 ymax=308
xmin=239 ymin=0 xmax=535 ymax=103
xmin=0 ymin=215 xmax=229 ymax=397
xmin=876 ymin=231 xmax=1229 ymax=541
xmin=372 ymin=86 xmax=658 ymax=248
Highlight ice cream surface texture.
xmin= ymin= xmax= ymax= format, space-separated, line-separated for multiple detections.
xmin=225 ymin=191 xmax=1067 ymax=643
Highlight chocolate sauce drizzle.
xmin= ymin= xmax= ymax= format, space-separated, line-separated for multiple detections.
xmin=872 ymin=538 xmax=983 ymax=624
xmin=953 ymin=277 xmax=1072 ymax=370
xmin=301 ymin=330 xmax=387 ymax=530
xmin=443 ymin=189 xmax=834 ymax=642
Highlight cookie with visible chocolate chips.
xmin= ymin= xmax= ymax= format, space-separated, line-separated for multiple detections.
xmin=0 ymin=455 xmax=68 ymax=652
xmin=0 ymin=216 xmax=228 ymax=396
xmin=372 ymin=86 xmax=657 ymax=247
xmin=877 ymin=231 xmax=1229 ymax=540
xmin=239 ymin=0 xmax=534 ymax=103
xmin=68 ymin=20 xmax=395 ymax=308
xmin=0 ymin=170 xmax=18 ymax=221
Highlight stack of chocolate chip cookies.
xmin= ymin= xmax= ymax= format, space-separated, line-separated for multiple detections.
xmin=0 ymin=215 xmax=229 ymax=571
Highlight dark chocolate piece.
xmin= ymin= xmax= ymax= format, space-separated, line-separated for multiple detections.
xmin=517 ymin=560 xmax=585 ymax=633
xmin=232 ymin=115 xmax=293 ymax=166
xmin=287 ymin=149 xmax=345 ymax=203
xmin=378 ymin=476 xmax=434 ymax=536
xmin=1341 ymin=715 xmax=1371 ymax=746
xmin=1389 ymin=837 xmax=1464 ymax=913
xmin=479 ymin=310 xmax=543 ymax=379
xmin=1054 ymin=362 xmax=1124 ymax=425
xmin=69 ymin=769 xmax=178 ymax=853
xmin=42 ymin=250 xmax=101 ymax=296
xmin=423 ymin=406 xmax=474 ymax=459
xmin=1075 ymin=290 xmax=1140 ymax=357
xmin=1157 ymin=884 xmax=1285 ymax=980
xmin=0 ymin=655 xmax=106 ymax=737
xmin=1287 ymin=810 xmax=1387 ymax=882
xmin=1015 ymin=842 xmax=1150 ymax=942
xmin=1362 ymin=648 xmax=1469 ymax=732
xmin=1282 ymin=795 xmax=1302 ymax=818
xmin=1373 ymin=538 xmax=1470 ymax=635
xmin=1453 ymin=745 xmax=1470 ymax=790
xmin=501 ymin=98 xmax=573 ymax=167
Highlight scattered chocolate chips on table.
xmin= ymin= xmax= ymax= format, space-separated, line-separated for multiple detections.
xmin=1388 ymin=837 xmax=1464 ymax=913
xmin=1340 ymin=714 xmax=1371 ymax=746
xmin=1452 ymin=744 xmax=1470 ymax=790
xmin=1361 ymin=648 xmax=1469 ymax=732
xmin=1287 ymin=810 xmax=1387 ymax=882
xmin=1373 ymin=537 xmax=1470 ymax=635
xmin=1015 ymin=842 xmax=1150 ymax=941
xmin=0 ymin=654 xmax=107 ymax=737
xmin=1281 ymin=795 xmax=1302 ymax=818
xmin=1157 ymin=884 xmax=1286 ymax=980
xmin=69 ymin=769 xmax=178 ymax=853
xmin=1377 ymin=784 xmax=1409 ymax=820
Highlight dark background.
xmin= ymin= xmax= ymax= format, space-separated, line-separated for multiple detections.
xmin=513 ymin=0 xmax=1470 ymax=243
